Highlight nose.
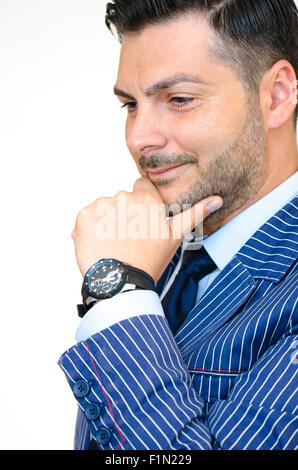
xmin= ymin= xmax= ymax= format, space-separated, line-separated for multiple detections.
xmin=126 ymin=105 xmax=168 ymax=156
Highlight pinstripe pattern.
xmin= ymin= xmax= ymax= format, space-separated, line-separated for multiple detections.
xmin=59 ymin=196 xmax=298 ymax=450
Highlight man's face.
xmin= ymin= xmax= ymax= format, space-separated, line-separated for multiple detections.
xmin=115 ymin=14 xmax=267 ymax=224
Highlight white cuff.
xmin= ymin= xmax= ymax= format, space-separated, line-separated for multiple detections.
xmin=75 ymin=289 xmax=164 ymax=342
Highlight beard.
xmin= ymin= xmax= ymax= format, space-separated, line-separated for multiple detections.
xmin=140 ymin=93 xmax=267 ymax=224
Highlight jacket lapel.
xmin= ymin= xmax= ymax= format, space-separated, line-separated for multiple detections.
xmin=175 ymin=195 xmax=298 ymax=358
xmin=175 ymin=257 xmax=257 ymax=357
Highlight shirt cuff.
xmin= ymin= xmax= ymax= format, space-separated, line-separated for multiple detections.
xmin=75 ymin=289 xmax=165 ymax=342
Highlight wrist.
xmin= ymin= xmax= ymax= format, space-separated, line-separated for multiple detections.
xmin=78 ymin=260 xmax=155 ymax=318
xmin=77 ymin=284 xmax=144 ymax=318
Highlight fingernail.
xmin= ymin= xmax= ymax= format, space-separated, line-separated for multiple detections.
xmin=206 ymin=198 xmax=223 ymax=214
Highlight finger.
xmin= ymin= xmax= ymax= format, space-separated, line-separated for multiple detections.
xmin=169 ymin=196 xmax=223 ymax=241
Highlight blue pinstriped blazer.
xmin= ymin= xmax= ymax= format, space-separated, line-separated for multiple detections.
xmin=59 ymin=196 xmax=298 ymax=450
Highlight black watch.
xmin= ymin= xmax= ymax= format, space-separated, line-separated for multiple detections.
xmin=77 ymin=259 xmax=156 ymax=318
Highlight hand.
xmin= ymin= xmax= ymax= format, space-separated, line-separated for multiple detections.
xmin=71 ymin=177 xmax=223 ymax=283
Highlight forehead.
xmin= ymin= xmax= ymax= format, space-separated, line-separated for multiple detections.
xmin=117 ymin=13 xmax=223 ymax=86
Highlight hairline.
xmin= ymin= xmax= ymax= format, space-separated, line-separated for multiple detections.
xmin=118 ymin=10 xmax=262 ymax=90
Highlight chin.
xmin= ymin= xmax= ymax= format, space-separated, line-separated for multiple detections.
xmin=154 ymin=185 xmax=177 ymax=204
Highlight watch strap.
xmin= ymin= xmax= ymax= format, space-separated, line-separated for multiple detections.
xmin=77 ymin=283 xmax=140 ymax=318
xmin=77 ymin=302 xmax=96 ymax=318
xmin=125 ymin=265 xmax=155 ymax=291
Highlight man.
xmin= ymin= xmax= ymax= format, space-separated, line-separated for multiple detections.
xmin=59 ymin=0 xmax=298 ymax=450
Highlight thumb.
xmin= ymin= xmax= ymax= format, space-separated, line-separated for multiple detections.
xmin=169 ymin=196 xmax=223 ymax=241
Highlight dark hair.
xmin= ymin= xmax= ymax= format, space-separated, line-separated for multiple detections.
xmin=106 ymin=0 xmax=298 ymax=127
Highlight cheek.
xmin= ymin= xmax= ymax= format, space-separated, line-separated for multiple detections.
xmin=171 ymin=112 xmax=222 ymax=158
xmin=125 ymin=119 xmax=130 ymax=145
xmin=125 ymin=120 xmax=137 ymax=158
xmin=172 ymin=104 xmax=245 ymax=159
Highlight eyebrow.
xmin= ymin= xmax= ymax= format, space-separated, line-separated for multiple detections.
xmin=114 ymin=73 xmax=211 ymax=100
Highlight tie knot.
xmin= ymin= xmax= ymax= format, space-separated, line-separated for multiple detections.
xmin=181 ymin=246 xmax=216 ymax=281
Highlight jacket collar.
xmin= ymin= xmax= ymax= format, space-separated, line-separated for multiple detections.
xmin=236 ymin=195 xmax=298 ymax=283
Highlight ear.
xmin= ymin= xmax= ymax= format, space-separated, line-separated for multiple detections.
xmin=261 ymin=60 xmax=297 ymax=130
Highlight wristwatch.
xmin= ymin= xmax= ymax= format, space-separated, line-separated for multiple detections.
xmin=77 ymin=259 xmax=156 ymax=318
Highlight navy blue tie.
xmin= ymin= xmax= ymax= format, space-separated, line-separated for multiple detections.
xmin=162 ymin=246 xmax=216 ymax=334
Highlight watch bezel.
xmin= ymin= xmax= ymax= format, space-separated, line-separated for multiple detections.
xmin=83 ymin=259 xmax=127 ymax=300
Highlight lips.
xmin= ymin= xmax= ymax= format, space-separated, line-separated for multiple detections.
xmin=147 ymin=163 xmax=188 ymax=177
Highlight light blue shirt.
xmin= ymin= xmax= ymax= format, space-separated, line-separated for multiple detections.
xmin=76 ymin=172 xmax=298 ymax=342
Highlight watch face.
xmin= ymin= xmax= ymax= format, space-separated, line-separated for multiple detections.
xmin=84 ymin=259 xmax=126 ymax=299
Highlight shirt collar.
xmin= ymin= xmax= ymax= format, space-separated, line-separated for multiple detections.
xmin=203 ymin=171 xmax=298 ymax=271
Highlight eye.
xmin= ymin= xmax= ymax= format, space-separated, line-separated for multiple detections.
xmin=121 ymin=101 xmax=137 ymax=113
xmin=169 ymin=96 xmax=195 ymax=108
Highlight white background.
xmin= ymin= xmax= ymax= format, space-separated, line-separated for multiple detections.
xmin=0 ymin=0 xmax=139 ymax=450
xmin=0 ymin=0 xmax=297 ymax=450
